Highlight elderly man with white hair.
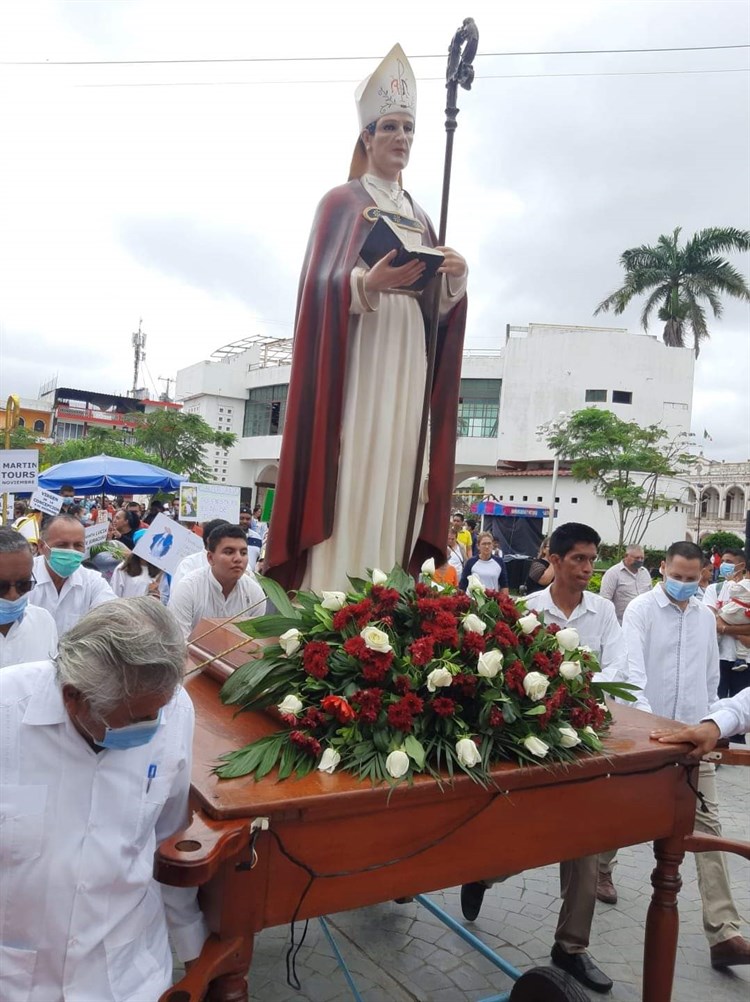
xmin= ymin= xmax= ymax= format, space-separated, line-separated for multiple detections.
xmin=0 ymin=598 xmax=208 ymax=1000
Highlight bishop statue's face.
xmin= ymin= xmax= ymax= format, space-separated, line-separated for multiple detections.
xmin=363 ymin=113 xmax=414 ymax=182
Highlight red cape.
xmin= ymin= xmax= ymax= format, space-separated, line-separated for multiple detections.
xmin=265 ymin=180 xmax=467 ymax=590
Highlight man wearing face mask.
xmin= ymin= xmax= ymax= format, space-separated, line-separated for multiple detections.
xmin=703 ymin=548 xmax=750 ymax=703
xmin=604 ymin=541 xmax=750 ymax=968
xmin=0 ymin=598 xmax=208 ymax=999
xmin=29 ymin=514 xmax=115 ymax=637
xmin=0 ymin=530 xmax=58 ymax=669
xmin=598 ymin=544 xmax=652 ymax=623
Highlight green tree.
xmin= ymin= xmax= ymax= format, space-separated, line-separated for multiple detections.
xmin=7 ymin=425 xmax=40 ymax=450
xmin=594 ymin=226 xmax=750 ymax=356
xmin=544 ymin=408 xmax=696 ymax=551
xmin=132 ymin=410 xmax=236 ymax=480
xmin=41 ymin=427 xmax=154 ymax=469
xmin=699 ymin=530 xmax=745 ymax=552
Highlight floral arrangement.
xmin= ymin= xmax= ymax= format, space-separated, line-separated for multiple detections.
xmin=216 ymin=565 xmax=637 ymax=784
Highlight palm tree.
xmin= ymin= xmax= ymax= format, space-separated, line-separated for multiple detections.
xmin=595 ymin=227 xmax=750 ymax=356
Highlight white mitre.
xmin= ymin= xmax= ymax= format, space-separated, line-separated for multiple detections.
xmin=349 ymin=43 xmax=416 ymax=180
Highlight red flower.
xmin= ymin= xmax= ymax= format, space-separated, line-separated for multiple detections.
xmin=351 ymin=688 xmax=384 ymax=725
xmin=492 ymin=621 xmax=518 ymax=650
xmin=422 ymin=610 xmax=459 ymax=646
xmin=299 ymin=707 xmax=327 ymax=730
xmin=489 ymin=706 xmax=504 ymax=728
xmin=303 ymin=640 xmax=331 ymax=679
xmin=387 ymin=702 xmax=416 ymax=732
xmin=505 ymin=660 xmax=527 ymax=697
xmin=546 ymin=622 xmax=561 ymax=635
xmin=532 ymin=652 xmax=557 ymax=677
xmin=320 ymin=695 xmax=356 ymax=724
xmin=431 ymin=696 xmax=456 ymax=718
xmin=452 ymin=673 xmax=478 ymax=698
xmin=461 ymin=631 xmax=486 ymax=657
xmin=361 ymin=653 xmax=393 ymax=683
xmin=401 ymin=692 xmax=424 ymax=714
xmin=332 ymin=598 xmax=374 ymax=632
xmin=409 ymin=636 xmax=435 ymax=666
xmin=394 ymin=674 xmax=413 ymax=694
xmin=371 ymin=585 xmax=400 ymax=616
xmin=343 ymin=635 xmax=368 ymax=659
xmin=289 ymin=730 xmax=322 ymax=758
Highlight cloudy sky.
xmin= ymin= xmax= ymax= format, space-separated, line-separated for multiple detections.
xmin=1 ymin=0 xmax=748 ymax=461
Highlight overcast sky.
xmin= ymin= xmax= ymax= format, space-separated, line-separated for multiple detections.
xmin=1 ymin=0 xmax=748 ymax=462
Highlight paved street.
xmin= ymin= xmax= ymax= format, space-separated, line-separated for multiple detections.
xmin=176 ymin=759 xmax=749 ymax=1001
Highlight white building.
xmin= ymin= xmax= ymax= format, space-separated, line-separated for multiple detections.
xmin=176 ymin=323 xmax=700 ymax=546
xmin=685 ymin=459 xmax=749 ymax=544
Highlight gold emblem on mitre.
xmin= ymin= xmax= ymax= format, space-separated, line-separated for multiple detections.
xmin=355 ymin=43 xmax=417 ymax=132
xmin=349 ymin=43 xmax=417 ymax=180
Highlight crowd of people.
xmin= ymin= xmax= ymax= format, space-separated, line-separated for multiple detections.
xmin=2 ymin=486 xmax=749 ymax=996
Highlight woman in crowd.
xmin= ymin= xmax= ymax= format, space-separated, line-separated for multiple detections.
xmin=111 ymin=508 xmax=140 ymax=550
xmin=459 ymin=531 xmax=509 ymax=593
xmin=525 ymin=537 xmax=555 ymax=594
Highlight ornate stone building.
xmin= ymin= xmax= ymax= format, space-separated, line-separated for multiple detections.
xmin=686 ymin=460 xmax=749 ymax=543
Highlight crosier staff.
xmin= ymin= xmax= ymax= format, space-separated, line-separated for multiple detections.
xmin=401 ymin=18 xmax=479 ymax=572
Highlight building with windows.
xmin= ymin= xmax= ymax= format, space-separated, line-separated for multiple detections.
xmin=176 ymin=323 xmax=702 ymax=546
xmin=0 ymin=398 xmax=54 ymax=449
xmin=685 ymin=460 xmax=749 ymax=543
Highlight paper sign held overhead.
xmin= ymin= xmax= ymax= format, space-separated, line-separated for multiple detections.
xmin=84 ymin=522 xmax=109 ymax=557
xmin=132 ymin=512 xmax=204 ymax=576
xmin=179 ymin=482 xmax=241 ymax=524
xmin=29 ymin=487 xmax=64 ymax=517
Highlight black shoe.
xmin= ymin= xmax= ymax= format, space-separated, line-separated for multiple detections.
xmin=551 ymin=943 xmax=613 ymax=994
xmin=460 ymin=881 xmax=487 ymax=921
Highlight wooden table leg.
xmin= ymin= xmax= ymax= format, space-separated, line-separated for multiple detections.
xmin=642 ymin=835 xmax=685 ymax=1002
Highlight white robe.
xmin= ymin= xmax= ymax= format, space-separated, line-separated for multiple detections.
xmin=303 ymin=175 xmax=466 ymax=593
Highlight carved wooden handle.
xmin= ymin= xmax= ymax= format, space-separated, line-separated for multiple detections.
xmin=155 ymin=813 xmax=252 ymax=887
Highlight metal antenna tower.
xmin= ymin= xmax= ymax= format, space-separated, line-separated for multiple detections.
xmin=131 ymin=320 xmax=147 ymax=395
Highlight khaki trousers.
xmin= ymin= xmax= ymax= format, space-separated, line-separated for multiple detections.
xmin=599 ymin=762 xmax=741 ymax=947
xmin=488 ymin=854 xmax=598 ymax=955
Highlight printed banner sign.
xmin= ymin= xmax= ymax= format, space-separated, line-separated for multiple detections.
xmin=178 ymin=483 xmax=199 ymax=522
xmin=179 ymin=482 xmax=241 ymax=524
xmin=0 ymin=450 xmax=38 ymax=492
xmin=84 ymin=522 xmax=109 ymax=557
xmin=133 ymin=512 xmax=204 ymax=576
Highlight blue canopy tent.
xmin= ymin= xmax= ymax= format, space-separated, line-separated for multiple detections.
xmin=39 ymin=455 xmax=186 ymax=495
xmin=470 ymin=500 xmax=552 ymax=590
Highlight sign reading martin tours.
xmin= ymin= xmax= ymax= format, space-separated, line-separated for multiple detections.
xmin=29 ymin=487 xmax=64 ymax=517
xmin=0 ymin=450 xmax=38 ymax=492
xmin=133 ymin=512 xmax=203 ymax=577
xmin=179 ymin=482 xmax=241 ymax=524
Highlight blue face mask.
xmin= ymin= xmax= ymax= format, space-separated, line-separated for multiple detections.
xmin=46 ymin=548 xmax=85 ymax=578
xmin=0 ymin=594 xmax=28 ymax=625
xmin=719 ymin=562 xmax=735 ymax=578
xmin=664 ymin=577 xmax=700 ymax=602
xmin=95 ymin=710 xmax=162 ymax=750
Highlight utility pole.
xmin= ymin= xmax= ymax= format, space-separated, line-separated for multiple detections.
xmin=131 ymin=320 xmax=147 ymax=396
xmin=158 ymin=376 xmax=173 ymax=402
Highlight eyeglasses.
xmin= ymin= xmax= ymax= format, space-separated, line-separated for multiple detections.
xmin=0 ymin=575 xmax=37 ymax=598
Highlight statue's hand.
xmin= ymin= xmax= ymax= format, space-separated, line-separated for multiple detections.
xmin=364 ymin=249 xmax=426 ymax=292
xmin=435 ymin=246 xmax=467 ymax=278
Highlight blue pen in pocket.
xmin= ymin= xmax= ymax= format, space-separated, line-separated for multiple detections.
xmin=146 ymin=763 xmax=157 ymax=794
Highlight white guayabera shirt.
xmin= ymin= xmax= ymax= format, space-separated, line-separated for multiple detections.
xmin=0 ymin=606 xmax=58 ymax=670
xmin=168 ymin=564 xmax=266 ymax=638
xmin=0 ymin=661 xmax=207 ymax=1001
xmin=29 ymin=556 xmax=116 ymax=637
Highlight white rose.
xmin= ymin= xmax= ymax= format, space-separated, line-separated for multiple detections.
xmin=317 ymin=748 xmax=341 ymax=774
xmin=320 ymin=591 xmax=346 ymax=611
xmin=462 ymin=613 xmax=487 ymax=635
xmin=467 ymin=574 xmax=486 ymax=596
xmin=279 ymin=628 xmax=302 ymax=656
xmin=456 ymin=737 xmax=482 ymax=768
xmin=583 ymin=725 xmax=603 ymax=748
xmin=580 ymin=644 xmax=593 ymax=653
xmin=277 ymin=694 xmax=303 ymax=716
xmin=430 ymin=580 xmax=445 ymax=592
xmin=421 ymin=557 xmax=436 ymax=576
xmin=477 ymin=649 xmax=504 ymax=678
xmin=385 ymin=749 xmax=410 ymax=778
xmin=556 ymin=627 xmax=580 ymax=652
xmin=523 ymin=735 xmax=550 ymax=757
xmin=559 ymin=661 xmax=582 ymax=680
xmin=360 ymin=625 xmax=392 ymax=654
xmin=558 ymin=725 xmax=582 ymax=748
xmin=426 ymin=667 xmax=453 ymax=691
xmin=372 ymin=568 xmax=388 ymax=585
xmin=522 ymin=671 xmax=550 ymax=701
xmin=518 ymin=612 xmax=540 ymax=635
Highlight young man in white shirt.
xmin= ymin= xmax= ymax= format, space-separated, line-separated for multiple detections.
xmin=0 ymin=598 xmax=207 ymax=999
xmin=461 ymin=523 xmax=626 ymax=994
xmin=29 ymin=515 xmax=115 ymax=637
xmin=0 ymin=530 xmax=58 ymax=669
xmin=613 ymin=540 xmax=750 ymax=969
xmin=598 ymin=544 xmax=652 ymax=623
xmin=169 ymin=524 xmax=266 ymax=638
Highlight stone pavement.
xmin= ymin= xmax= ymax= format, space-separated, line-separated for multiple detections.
xmin=176 ymin=761 xmax=749 ymax=1002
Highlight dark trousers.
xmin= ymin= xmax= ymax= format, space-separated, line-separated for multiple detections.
xmin=718 ymin=658 xmax=750 ymax=742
